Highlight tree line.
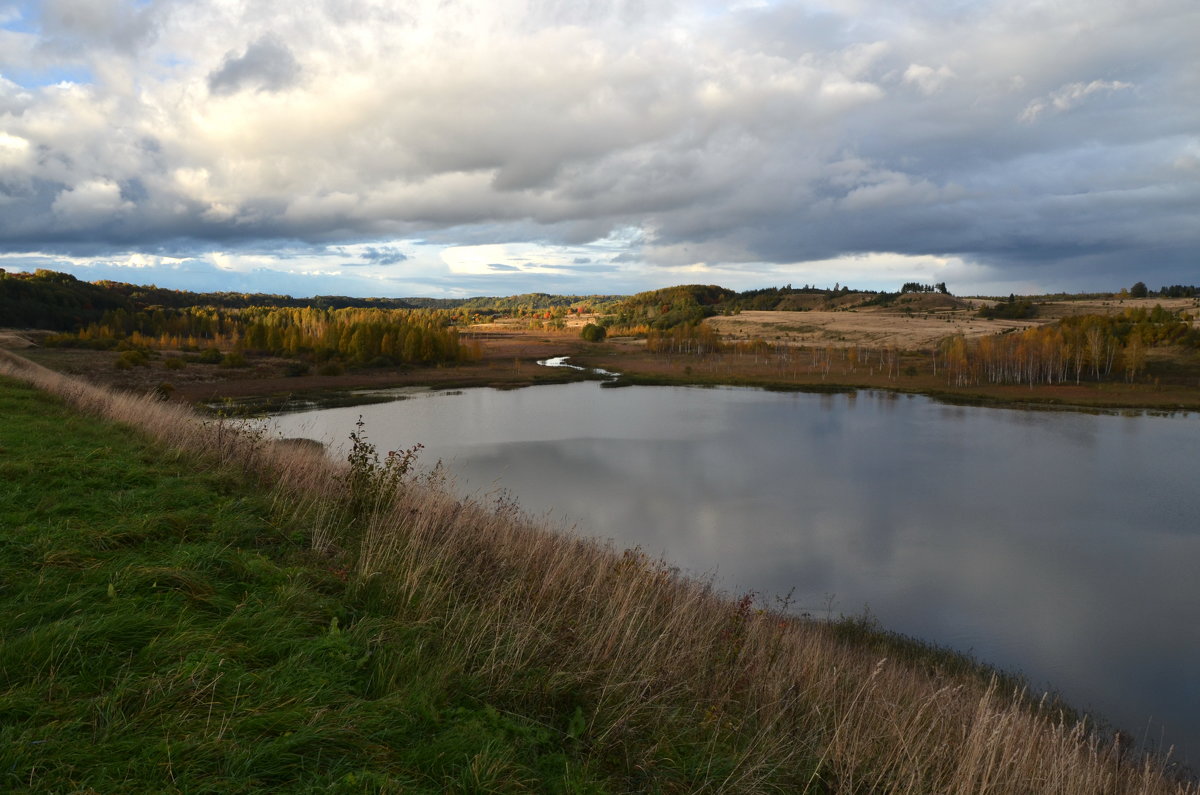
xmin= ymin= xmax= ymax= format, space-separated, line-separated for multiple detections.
xmin=46 ymin=305 xmax=479 ymax=366
xmin=900 ymin=282 xmax=949 ymax=294
xmin=0 ymin=268 xmax=621 ymax=331
xmin=939 ymin=307 xmax=1198 ymax=386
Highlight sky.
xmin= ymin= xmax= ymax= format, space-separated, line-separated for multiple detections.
xmin=0 ymin=0 xmax=1197 ymax=299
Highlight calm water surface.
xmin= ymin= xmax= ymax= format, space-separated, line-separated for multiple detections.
xmin=270 ymin=381 xmax=1200 ymax=759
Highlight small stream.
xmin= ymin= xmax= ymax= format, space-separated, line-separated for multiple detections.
xmin=536 ymin=355 xmax=620 ymax=379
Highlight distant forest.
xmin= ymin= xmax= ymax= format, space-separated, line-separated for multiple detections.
xmin=4 ymin=269 xmax=1198 ymax=368
xmin=0 ymin=268 xmax=625 ymax=331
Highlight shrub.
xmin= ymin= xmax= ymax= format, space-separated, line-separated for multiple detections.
xmin=220 ymin=352 xmax=249 ymax=368
xmin=163 ymin=357 xmax=186 ymax=370
xmin=978 ymin=300 xmax=1037 ymax=320
xmin=197 ymin=347 xmax=223 ymax=364
xmin=342 ymin=415 xmax=422 ymax=521
xmin=283 ymin=361 xmax=310 ymax=377
xmin=580 ymin=323 xmax=606 ymax=342
xmin=317 ymin=361 xmax=345 ymax=376
xmin=115 ymin=349 xmax=149 ymax=369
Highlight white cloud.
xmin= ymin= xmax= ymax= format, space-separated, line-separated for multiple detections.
xmin=902 ymin=63 xmax=953 ymax=95
xmin=0 ymin=131 xmax=31 ymax=165
xmin=1019 ymin=80 xmax=1133 ymax=123
xmin=50 ymin=179 xmax=134 ymax=226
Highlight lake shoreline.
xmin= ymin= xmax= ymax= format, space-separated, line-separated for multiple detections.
xmin=188 ymin=358 xmax=1198 ymax=417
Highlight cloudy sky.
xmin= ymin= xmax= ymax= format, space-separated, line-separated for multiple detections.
xmin=0 ymin=0 xmax=1197 ymax=298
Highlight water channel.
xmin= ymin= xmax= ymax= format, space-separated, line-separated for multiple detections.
xmin=268 ymin=372 xmax=1200 ymax=760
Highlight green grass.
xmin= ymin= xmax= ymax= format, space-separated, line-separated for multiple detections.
xmin=0 ymin=377 xmax=607 ymax=793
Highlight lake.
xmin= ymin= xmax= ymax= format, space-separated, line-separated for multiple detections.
xmin=269 ymin=377 xmax=1200 ymax=760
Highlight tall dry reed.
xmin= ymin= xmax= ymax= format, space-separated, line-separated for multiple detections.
xmin=1 ymin=348 xmax=1192 ymax=793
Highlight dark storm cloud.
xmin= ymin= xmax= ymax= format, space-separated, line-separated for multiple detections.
xmin=359 ymin=245 xmax=409 ymax=265
xmin=208 ymin=36 xmax=301 ymax=95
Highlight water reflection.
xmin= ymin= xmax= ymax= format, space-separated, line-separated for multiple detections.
xmin=270 ymin=382 xmax=1200 ymax=759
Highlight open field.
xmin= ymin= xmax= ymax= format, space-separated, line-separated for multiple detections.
xmin=708 ymin=308 xmax=1035 ymax=349
xmin=708 ymin=297 xmax=1200 ymax=350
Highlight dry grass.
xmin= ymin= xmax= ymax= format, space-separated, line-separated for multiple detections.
xmin=1 ymin=347 xmax=1193 ymax=793
xmin=707 ymin=297 xmax=1200 ymax=352
xmin=0 ymin=330 xmax=37 ymax=348
xmin=708 ymin=308 xmax=1037 ymax=350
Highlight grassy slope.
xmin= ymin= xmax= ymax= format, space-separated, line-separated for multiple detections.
xmin=0 ymin=377 xmax=605 ymax=793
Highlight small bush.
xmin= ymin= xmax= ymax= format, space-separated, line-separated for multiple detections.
xmin=283 ymin=361 xmax=311 ymax=377
xmin=163 ymin=357 xmax=186 ymax=370
xmin=978 ymin=300 xmax=1037 ymax=320
xmin=197 ymin=348 xmax=223 ymax=364
xmin=220 ymin=352 xmax=249 ymax=368
xmin=580 ymin=323 xmax=606 ymax=343
xmin=115 ymin=350 xmax=149 ymax=369
xmin=317 ymin=361 xmax=345 ymax=376
xmin=342 ymin=416 xmax=422 ymax=520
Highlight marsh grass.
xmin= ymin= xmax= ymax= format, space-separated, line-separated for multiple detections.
xmin=1 ymin=348 xmax=1194 ymax=793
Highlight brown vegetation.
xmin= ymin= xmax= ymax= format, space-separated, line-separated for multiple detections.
xmin=708 ymin=297 xmax=1199 ymax=352
xmin=1 ymin=347 xmax=1193 ymax=793
xmin=7 ymin=328 xmax=593 ymax=404
xmin=8 ymin=291 xmax=1199 ymax=412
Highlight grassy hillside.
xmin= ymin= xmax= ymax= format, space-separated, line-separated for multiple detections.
xmin=0 ymin=377 xmax=611 ymax=792
xmin=1 ymin=351 xmax=1194 ymax=793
